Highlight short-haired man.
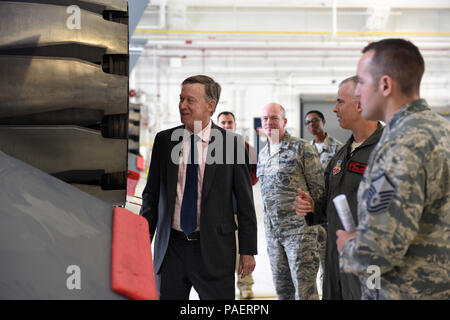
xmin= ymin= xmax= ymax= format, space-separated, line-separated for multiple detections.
xmin=336 ymin=39 xmax=450 ymax=299
xmin=295 ymin=76 xmax=383 ymax=299
xmin=140 ymin=75 xmax=258 ymax=300
xmin=217 ymin=111 xmax=258 ymax=185
xmin=217 ymin=111 xmax=258 ymax=299
xmin=304 ymin=110 xmax=343 ymax=168
xmin=304 ymin=109 xmax=343 ymax=296
xmin=257 ymin=102 xmax=324 ymax=300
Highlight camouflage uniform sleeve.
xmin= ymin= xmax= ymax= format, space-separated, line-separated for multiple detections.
xmin=300 ymin=142 xmax=325 ymax=205
xmin=340 ymin=142 xmax=426 ymax=276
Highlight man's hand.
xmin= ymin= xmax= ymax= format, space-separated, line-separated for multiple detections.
xmin=294 ymin=188 xmax=315 ymax=217
xmin=238 ymin=254 xmax=256 ymax=278
xmin=336 ymin=230 xmax=357 ymax=253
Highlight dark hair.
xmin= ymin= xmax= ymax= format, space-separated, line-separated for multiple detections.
xmin=217 ymin=111 xmax=236 ymax=121
xmin=182 ymin=75 xmax=222 ymax=115
xmin=305 ymin=110 xmax=324 ymax=121
xmin=362 ymin=39 xmax=424 ymax=96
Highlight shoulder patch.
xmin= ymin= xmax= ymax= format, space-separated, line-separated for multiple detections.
xmin=333 ymin=160 xmax=343 ymax=175
xmin=367 ymin=174 xmax=395 ymax=214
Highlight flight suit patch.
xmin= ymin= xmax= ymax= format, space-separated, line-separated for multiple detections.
xmin=333 ymin=160 xmax=342 ymax=175
xmin=348 ymin=161 xmax=367 ymax=175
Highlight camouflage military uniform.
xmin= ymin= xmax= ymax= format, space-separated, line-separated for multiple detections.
xmin=257 ymin=131 xmax=325 ymax=300
xmin=339 ymin=99 xmax=450 ymax=299
xmin=310 ymin=134 xmax=343 ymax=296
xmin=310 ymin=134 xmax=343 ymax=168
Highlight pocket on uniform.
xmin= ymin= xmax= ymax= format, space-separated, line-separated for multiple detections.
xmin=279 ymin=162 xmax=296 ymax=174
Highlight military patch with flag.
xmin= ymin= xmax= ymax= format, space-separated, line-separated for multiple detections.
xmin=367 ymin=173 xmax=395 ymax=214
xmin=333 ymin=160 xmax=343 ymax=175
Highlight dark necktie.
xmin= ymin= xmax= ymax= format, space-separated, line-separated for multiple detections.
xmin=180 ymin=134 xmax=199 ymax=236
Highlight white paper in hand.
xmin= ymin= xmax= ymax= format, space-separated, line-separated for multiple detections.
xmin=333 ymin=194 xmax=356 ymax=232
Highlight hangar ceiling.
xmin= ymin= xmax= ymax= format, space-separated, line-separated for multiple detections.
xmin=130 ymin=0 xmax=450 ymax=145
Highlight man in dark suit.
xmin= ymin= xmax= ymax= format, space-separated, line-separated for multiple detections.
xmin=140 ymin=75 xmax=258 ymax=300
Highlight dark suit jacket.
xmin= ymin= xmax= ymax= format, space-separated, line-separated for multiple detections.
xmin=140 ymin=122 xmax=258 ymax=280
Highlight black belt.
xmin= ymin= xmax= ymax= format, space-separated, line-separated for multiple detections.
xmin=170 ymin=229 xmax=200 ymax=241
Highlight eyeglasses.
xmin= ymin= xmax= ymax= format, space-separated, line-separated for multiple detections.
xmin=261 ymin=116 xmax=283 ymax=122
xmin=304 ymin=118 xmax=321 ymax=126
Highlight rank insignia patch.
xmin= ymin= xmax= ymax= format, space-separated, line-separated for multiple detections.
xmin=367 ymin=173 xmax=395 ymax=214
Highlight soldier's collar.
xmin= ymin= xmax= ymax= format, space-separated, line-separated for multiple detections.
xmin=389 ymin=99 xmax=429 ymax=129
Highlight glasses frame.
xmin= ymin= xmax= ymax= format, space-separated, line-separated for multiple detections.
xmin=304 ymin=118 xmax=321 ymax=126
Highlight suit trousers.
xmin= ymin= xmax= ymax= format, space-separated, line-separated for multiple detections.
xmin=157 ymin=229 xmax=235 ymax=300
